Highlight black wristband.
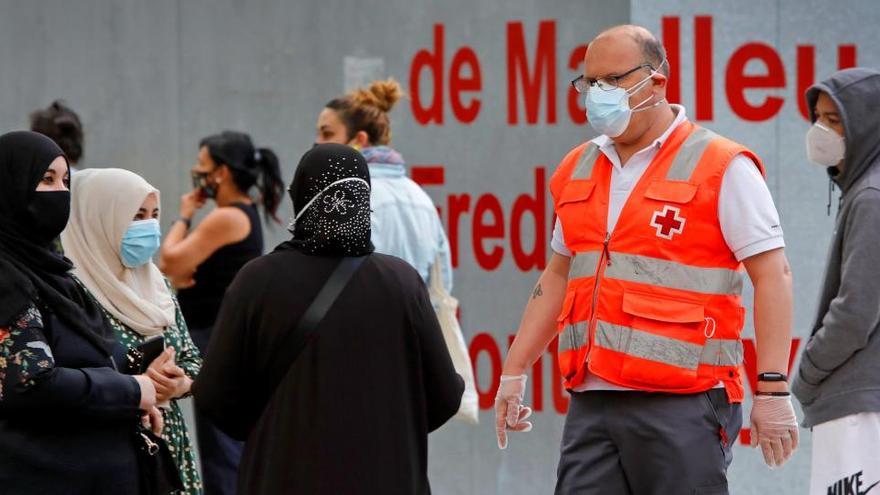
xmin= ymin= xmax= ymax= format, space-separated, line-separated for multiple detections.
xmin=177 ymin=217 xmax=192 ymax=229
xmin=755 ymin=391 xmax=791 ymax=397
xmin=757 ymin=372 xmax=788 ymax=382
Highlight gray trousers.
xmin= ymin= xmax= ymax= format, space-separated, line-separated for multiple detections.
xmin=555 ymin=389 xmax=742 ymax=495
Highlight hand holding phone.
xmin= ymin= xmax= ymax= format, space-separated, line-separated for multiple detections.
xmin=136 ymin=335 xmax=166 ymax=374
xmin=146 ymin=347 xmax=192 ymax=403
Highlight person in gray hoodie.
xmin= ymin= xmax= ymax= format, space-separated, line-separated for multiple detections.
xmin=792 ymin=67 xmax=880 ymax=494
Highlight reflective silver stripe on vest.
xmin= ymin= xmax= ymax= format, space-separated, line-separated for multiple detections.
xmin=568 ymin=252 xmax=742 ymax=296
xmin=568 ymin=251 xmax=602 ymax=280
xmin=558 ymin=322 xmax=587 ymax=353
xmin=605 ymin=253 xmax=743 ymax=295
xmin=665 ymin=127 xmax=718 ymax=181
xmin=701 ymin=338 xmax=744 ymax=367
xmin=571 ymin=143 xmax=601 ymax=179
xmin=595 ymin=320 xmax=743 ymax=368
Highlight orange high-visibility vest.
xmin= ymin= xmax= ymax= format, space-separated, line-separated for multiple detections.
xmin=549 ymin=120 xmax=765 ymax=403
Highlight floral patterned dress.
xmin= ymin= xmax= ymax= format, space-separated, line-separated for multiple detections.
xmin=85 ymin=283 xmax=204 ymax=495
xmin=0 ymin=305 xmax=52 ymax=401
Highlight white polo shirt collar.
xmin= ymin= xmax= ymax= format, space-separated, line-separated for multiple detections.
xmin=590 ymin=104 xmax=688 ymax=170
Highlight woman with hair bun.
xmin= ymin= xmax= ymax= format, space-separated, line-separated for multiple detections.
xmin=316 ymin=79 xmax=453 ymax=292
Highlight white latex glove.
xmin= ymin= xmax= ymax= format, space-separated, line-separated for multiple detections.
xmin=495 ymin=375 xmax=533 ymax=450
xmin=749 ymin=395 xmax=799 ymax=468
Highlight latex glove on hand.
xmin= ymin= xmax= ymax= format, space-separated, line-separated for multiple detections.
xmin=495 ymin=375 xmax=533 ymax=449
xmin=750 ymin=395 xmax=799 ymax=468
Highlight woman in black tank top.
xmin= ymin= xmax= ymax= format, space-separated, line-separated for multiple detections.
xmin=159 ymin=130 xmax=284 ymax=495
xmin=177 ymin=202 xmax=263 ymax=329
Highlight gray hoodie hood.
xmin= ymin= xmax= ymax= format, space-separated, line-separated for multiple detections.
xmin=806 ymin=68 xmax=880 ymax=193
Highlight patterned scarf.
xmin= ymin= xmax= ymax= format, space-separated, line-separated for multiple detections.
xmin=360 ymin=145 xmax=405 ymax=166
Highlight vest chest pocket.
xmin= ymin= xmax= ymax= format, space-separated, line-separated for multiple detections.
xmin=614 ymin=290 xmax=709 ymax=389
xmin=555 ymin=180 xmax=596 ymax=247
xmin=644 ymin=180 xmax=699 ymax=203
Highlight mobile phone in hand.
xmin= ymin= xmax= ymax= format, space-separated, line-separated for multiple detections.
xmin=136 ymin=335 xmax=165 ymax=374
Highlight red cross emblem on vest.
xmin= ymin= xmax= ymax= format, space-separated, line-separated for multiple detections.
xmin=650 ymin=205 xmax=686 ymax=240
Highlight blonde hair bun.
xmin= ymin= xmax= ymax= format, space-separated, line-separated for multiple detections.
xmin=351 ymin=79 xmax=404 ymax=113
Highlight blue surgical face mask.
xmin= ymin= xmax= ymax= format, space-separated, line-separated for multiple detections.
xmin=585 ymin=61 xmax=667 ymax=138
xmin=120 ymin=219 xmax=161 ymax=268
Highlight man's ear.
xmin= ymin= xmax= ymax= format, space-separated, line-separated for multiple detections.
xmin=651 ymin=72 xmax=669 ymax=96
xmin=653 ymin=74 xmax=668 ymax=91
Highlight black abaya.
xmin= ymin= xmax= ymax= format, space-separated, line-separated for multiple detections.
xmin=193 ymin=248 xmax=464 ymax=495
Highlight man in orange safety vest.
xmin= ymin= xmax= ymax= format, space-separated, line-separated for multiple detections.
xmin=495 ymin=24 xmax=799 ymax=494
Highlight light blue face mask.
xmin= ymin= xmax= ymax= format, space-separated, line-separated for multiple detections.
xmin=120 ymin=219 xmax=161 ymax=268
xmin=585 ymin=61 xmax=667 ymax=138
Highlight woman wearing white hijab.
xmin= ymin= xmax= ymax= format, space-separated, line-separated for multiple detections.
xmin=61 ymin=168 xmax=203 ymax=495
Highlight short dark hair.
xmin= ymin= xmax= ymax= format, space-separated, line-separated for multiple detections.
xmin=633 ymin=31 xmax=668 ymax=77
xmin=29 ymin=100 xmax=84 ymax=163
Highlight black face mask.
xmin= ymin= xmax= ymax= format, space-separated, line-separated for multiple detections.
xmin=25 ymin=190 xmax=71 ymax=246
xmin=191 ymin=171 xmax=218 ymax=199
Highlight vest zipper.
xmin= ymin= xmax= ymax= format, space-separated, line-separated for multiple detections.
xmin=585 ymin=232 xmax=612 ymax=363
xmin=603 ymin=232 xmax=612 ymax=267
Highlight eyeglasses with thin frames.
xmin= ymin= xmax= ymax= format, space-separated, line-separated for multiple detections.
xmin=571 ymin=62 xmax=655 ymax=94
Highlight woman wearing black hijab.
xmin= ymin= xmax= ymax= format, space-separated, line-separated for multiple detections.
xmin=0 ymin=131 xmax=158 ymax=493
xmin=194 ymin=143 xmax=464 ymax=495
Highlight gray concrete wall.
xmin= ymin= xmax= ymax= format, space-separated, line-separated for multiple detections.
xmin=2 ymin=1 xmax=877 ymax=493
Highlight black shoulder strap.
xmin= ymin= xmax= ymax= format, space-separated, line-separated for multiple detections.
xmin=265 ymin=254 xmax=368 ymax=399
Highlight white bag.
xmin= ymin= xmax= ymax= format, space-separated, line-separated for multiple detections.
xmin=429 ymin=258 xmax=479 ymax=425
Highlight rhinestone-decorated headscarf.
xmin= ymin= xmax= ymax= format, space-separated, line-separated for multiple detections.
xmin=286 ymin=143 xmax=374 ymax=256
